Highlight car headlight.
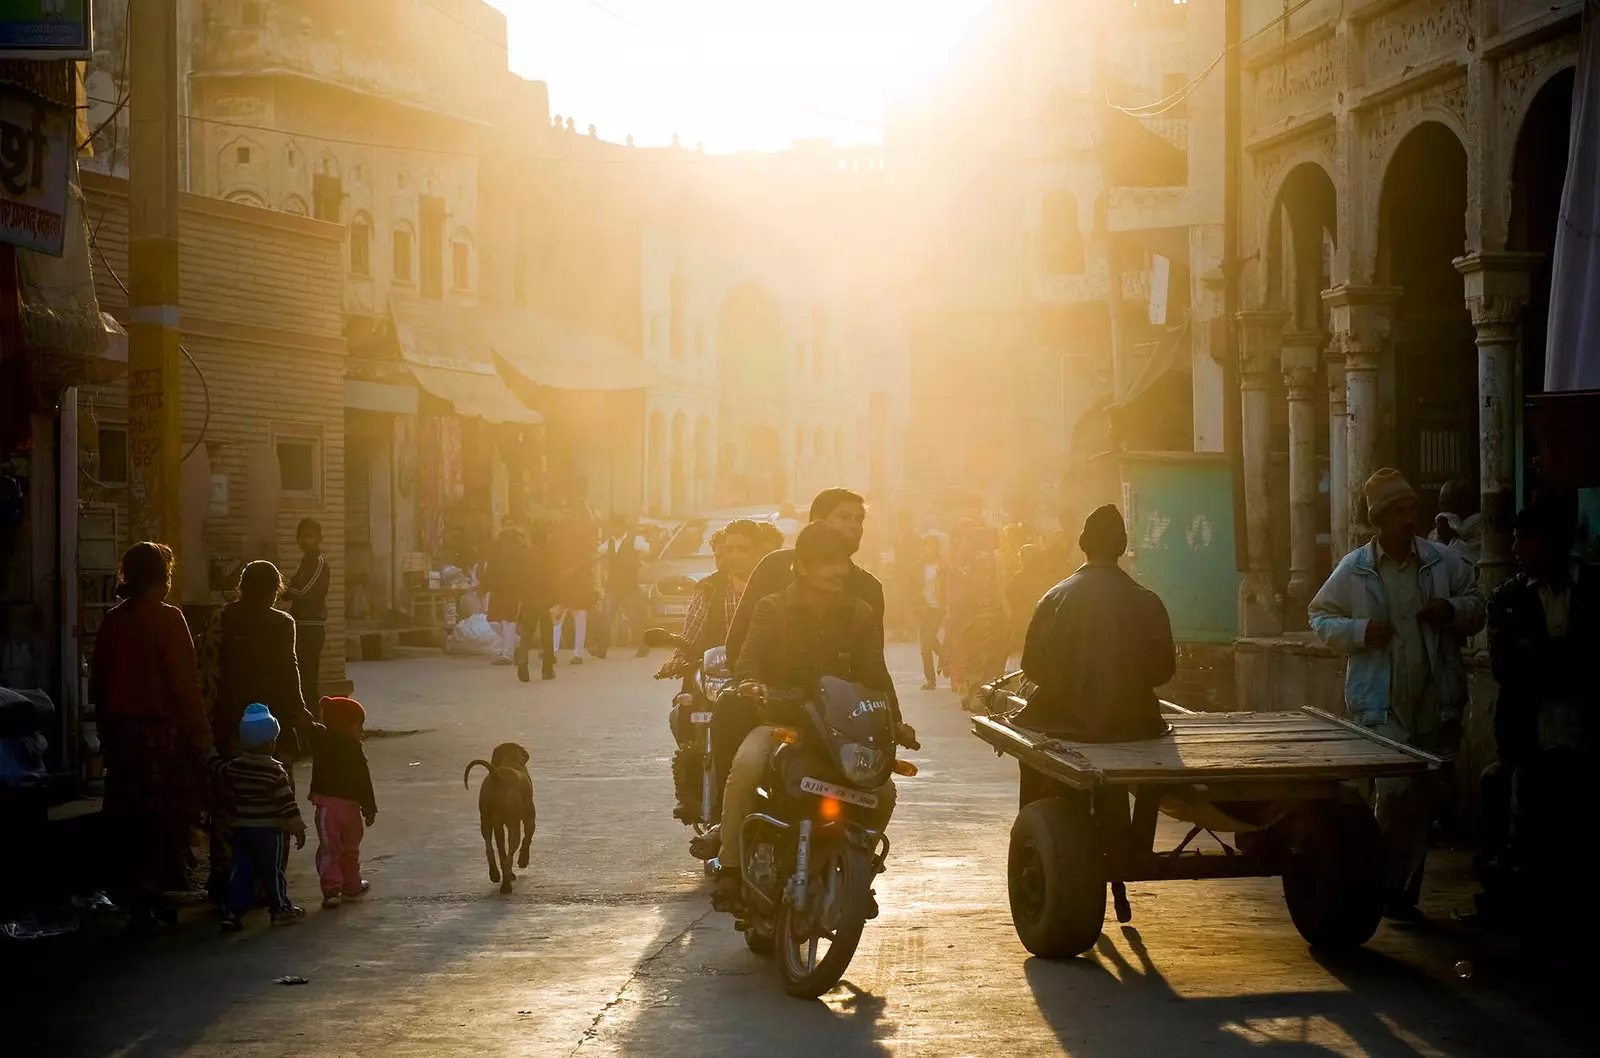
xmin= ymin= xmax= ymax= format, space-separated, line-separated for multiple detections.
xmin=838 ymin=742 xmax=886 ymax=786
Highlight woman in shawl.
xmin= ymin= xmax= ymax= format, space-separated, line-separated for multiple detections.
xmin=91 ymin=542 xmax=212 ymax=926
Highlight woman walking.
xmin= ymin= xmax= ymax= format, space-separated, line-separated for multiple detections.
xmin=90 ymin=542 xmax=212 ymax=927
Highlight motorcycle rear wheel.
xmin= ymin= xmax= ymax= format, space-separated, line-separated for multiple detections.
xmin=777 ymin=837 xmax=871 ymax=998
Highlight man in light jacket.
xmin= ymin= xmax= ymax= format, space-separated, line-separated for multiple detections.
xmin=1309 ymin=469 xmax=1485 ymax=920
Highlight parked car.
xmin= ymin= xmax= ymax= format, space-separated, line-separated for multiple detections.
xmin=642 ymin=507 xmax=801 ymax=634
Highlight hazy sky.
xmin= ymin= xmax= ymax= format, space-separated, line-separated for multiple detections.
xmin=488 ymin=0 xmax=994 ymax=153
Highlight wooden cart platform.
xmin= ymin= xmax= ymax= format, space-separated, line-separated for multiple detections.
xmin=971 ymin=707 xmax=1441 ymax=789
xmin=972 ymin=674 xmax=1444 ymax=957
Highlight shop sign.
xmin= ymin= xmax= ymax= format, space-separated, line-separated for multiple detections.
xmin=0 ymin=86 xmax=71 ymax=255
xmin=0 ymin=1 xmax=91 ymax=58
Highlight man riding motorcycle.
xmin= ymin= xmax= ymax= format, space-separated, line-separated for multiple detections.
xmin=656 ymin=519 xmax=766 ymax=681
xmin=713 ymin=522 xmax=917 ymax=907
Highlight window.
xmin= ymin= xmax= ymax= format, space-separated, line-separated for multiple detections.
xmin=350 ymin=214 xmax=372 ymax=276
xmin=393 ymin=227 xmax=413 ymax=283
xmin=236 ymin=145 xmax=250 ymax=165
xmin=312 ymin=173 xmax=342 ymax=223
xmin=287 ymin=147 xmax=298 ymax=168
xmin=276 ymin=435 xmax=320 ymax=498
xmin=452 ymin=239 xmax=470 ymax=290
xmin=97 ymin=427 xmax=127 ymax=487
xmin=419 ymin=194 xmax=445 ymax=300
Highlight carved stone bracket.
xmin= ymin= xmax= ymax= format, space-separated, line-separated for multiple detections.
xmin=1453 ymin=251 xmax=1540 ymax=335
xmin=1280 ymin=331 xmax=1323 ymax=400
xmin=1321 ymin=285 xmax=1401 ymax=368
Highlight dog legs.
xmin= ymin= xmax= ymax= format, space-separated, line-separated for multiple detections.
xmin=496 ymin=824 xmax=515 ymax=894
xmin=483 ymin=820 xmax=500 ymax=884
xmin=518 ymin=797 xmax=536 ymax=869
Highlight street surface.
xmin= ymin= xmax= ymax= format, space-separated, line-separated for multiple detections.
xmin=8 ymin=646 xmax=1595 ymax=1057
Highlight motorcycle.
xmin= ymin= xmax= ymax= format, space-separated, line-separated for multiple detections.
xmin=717 ymin=677 xmax=915 ymax=998
xmin=649 ymin=632 xmax=731 ymax=858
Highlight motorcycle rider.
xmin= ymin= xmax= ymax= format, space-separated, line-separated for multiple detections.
xmin=714 ymin=522 xmax=913 ymax=906
xmin=657 ymin=519 xmax=766 ymax=680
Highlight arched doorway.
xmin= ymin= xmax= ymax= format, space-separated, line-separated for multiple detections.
xmin=646 ymin=410 xmax=664 ymax=516
xmin=669 ymin=412 xmax=688 ymax=517
xmin=1376 ymin=122 xmax=1473 ymax=522
xmin=717 ymin=282 xmax=786 ymax=504
xmin=1510 ymin=68 xmax=1576 ymax=433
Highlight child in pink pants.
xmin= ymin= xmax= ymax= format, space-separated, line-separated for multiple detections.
xmin=305 ymin=696 xmax=377 ymax=908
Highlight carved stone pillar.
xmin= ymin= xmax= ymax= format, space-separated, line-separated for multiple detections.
xmin=1322 ymin=286 xmax=1401 ymax=553
xmin=1323 ymin=338 xmax=1348 ymax=559
xmin=1281 ymin=331 xmax=1322 ymax=629
xmin=1454 ymin=251 xmax=1538 ymax=592
xmin=1235 ymin=310 xmax=1291 ymax=637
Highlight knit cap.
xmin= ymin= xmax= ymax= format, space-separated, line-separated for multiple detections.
xmin=1080 ymin=504 xmax=1128 ymax=557
xmin=320 ymin=695 xmax=366 ymax=736
xmin=1364 ymin=468 xmax=1416 ymax=521
xmin=239 ymin=702 xmax=280 ymax=748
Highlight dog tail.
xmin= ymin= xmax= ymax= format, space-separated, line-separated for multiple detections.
xmin=463 ymin=759 xmax=493 ymax=789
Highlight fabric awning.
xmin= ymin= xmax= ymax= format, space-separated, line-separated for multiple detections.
xmin=389 ymin=297 xmax=541 ymax=425
xmin=405 ymin=362 xmax=541 ymax=425
xmin=1114 ymin=317 xmax=1191 ymax=409
xmin=490 ymin=312 xmax=658 ymax=392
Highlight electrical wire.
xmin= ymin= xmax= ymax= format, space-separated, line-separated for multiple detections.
xmin=86 ymin=229 xmax=214 ymax=464
xmin=1105 ymin=0 xmax=1321 ymax=117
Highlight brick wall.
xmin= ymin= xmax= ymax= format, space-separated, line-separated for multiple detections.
xmin=79 ymin=172 xmax=350 ymax=694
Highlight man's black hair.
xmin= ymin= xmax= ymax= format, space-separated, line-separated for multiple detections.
xmin=722 ymin=519 xmax=766 ymax=546
xmin=296 ymin=517 xmax=323 ymax=538
xmin=794 ymin=523 xmax=852 ymax=566
xmin=810 ymin=487 xmax=866 ymax=523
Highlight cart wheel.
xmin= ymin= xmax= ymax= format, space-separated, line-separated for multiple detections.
xmin=1008 ymin=796 xmax=1106 ymax=958
xmin=1282 ymin=801 xmax=1385 ymax=950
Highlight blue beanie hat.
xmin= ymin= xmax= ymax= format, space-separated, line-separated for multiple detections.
xmin=239 ymin=703 xmax=281 ymax=748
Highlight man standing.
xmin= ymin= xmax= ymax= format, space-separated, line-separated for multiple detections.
xmin=283 ymin=518 xmax=330 ymax=715
xmin=916 ymin=534 xmax=947 ymax=691
xmin=596 ymin=515 xmax=651 ymax=659
xmin=1016 ymin=505 xmax=1175 ymax=742
xmin=1309 ymin=469 xmax=1485 ymax=919
xmin=514 ymin=523 xmax=557 ymax=683
xmin=1429 ymin=478 xmax=1484 ymax=564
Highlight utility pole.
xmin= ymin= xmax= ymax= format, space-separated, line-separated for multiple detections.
xmin=127 ymin=0 xmax=184 ymax=595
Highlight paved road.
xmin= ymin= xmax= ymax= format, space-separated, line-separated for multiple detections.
xmin=8 ymin=647 xmax=1594 ymax=1056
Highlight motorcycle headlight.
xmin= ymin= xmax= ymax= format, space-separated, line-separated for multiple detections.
xmin=838 ymin=742 xmax=886 ymax=786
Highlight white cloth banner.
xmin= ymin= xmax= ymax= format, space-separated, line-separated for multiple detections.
xmin=1545 ymin=0 xmax=1600 ymax=392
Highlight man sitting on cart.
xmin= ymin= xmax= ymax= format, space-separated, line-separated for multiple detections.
xmin=1015 ymin=504 xmax=1176 ymax=742
xmin=1309 ymin=469 xmax=1485 ymax=921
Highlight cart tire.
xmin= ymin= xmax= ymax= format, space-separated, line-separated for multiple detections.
xmin=1008 ymin=796 xmax=1106 ymax=958
xmin=1282 ymin=801 xmax=1385 ymax=950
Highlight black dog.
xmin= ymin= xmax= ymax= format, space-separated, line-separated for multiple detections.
xmin=463 ymin=743 xmax=536 ymax=894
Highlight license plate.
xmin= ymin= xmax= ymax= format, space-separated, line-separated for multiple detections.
xmin=660 ymin=603 xmax=689 ymax=616
xmin=800 ymin=776 xmax=878 ymax=809
xmin=689 ymin=711 xmax=714 ymax=724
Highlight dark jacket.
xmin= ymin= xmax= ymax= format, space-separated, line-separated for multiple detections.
xmin=1488 ymin=563 xmax=1599 ymax=762
xmin=284 ymin=552 xmax=330 ymax=624
xmin=726 ymin=547 xmax=884 ymax=667
xmin=305 ymin=722 xmax=378 ymax=816
xmin=207 ymin=749 xmax=304 ymax=831
xmin=482 ymin=533 xmax=525 ymax=623
xmin=1017 ymin=562 xmax=1175 ymax=742
xmin=214 ymin=602 xmax=310 ymax=757
xmin=735 ymin=584 xmax=898 ymax=722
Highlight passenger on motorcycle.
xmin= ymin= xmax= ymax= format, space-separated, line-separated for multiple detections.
xmin=714 ymin=523 xmax=916 ymax=901
xmin=656 ymin=519 xmax=766 ymax=681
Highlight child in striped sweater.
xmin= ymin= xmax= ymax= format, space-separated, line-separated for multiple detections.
xmin=209 ymin=703 xmax=308 ymax=930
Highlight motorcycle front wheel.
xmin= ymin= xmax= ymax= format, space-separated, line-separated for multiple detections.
xmin=777 ymin=836 xmax=872 ymax=998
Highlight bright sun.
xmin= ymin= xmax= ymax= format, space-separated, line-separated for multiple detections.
xmin=492 ymin=0 xmax=995 ymax=152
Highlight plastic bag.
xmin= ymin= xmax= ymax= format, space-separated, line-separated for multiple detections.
xmin=447 ymin=612 xmax=500 ymax=656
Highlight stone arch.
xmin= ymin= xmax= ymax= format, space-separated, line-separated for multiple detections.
xmin=1375 ymin=120 xmax=1473 ymax=514
xmin=282 ymin=194 xmax=308 ymax=216
xmin=349 ymin=209 xmax=374 ymax=276
xmin=450 ymin=226 xmax=475 ymax=291
xmin=1502 ymin=54 xmax=1581 ymax=195
xmin=315 ymin=151 xmax=340 ymax=178
xmin=392 ymin=219 xmax=416 ymax=284
xmin=222 ymin=187 xmax=268 ymax=209
xmin=669 ymin=411 xmax=688 ymax=517
xmin=1361 ymin=107 xmax=1469 ymax=281
xmin=1509 ymin=66 xmax=1576 ymax=413
xmin=1265 ymin=161 xmax=1337 ymax=328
